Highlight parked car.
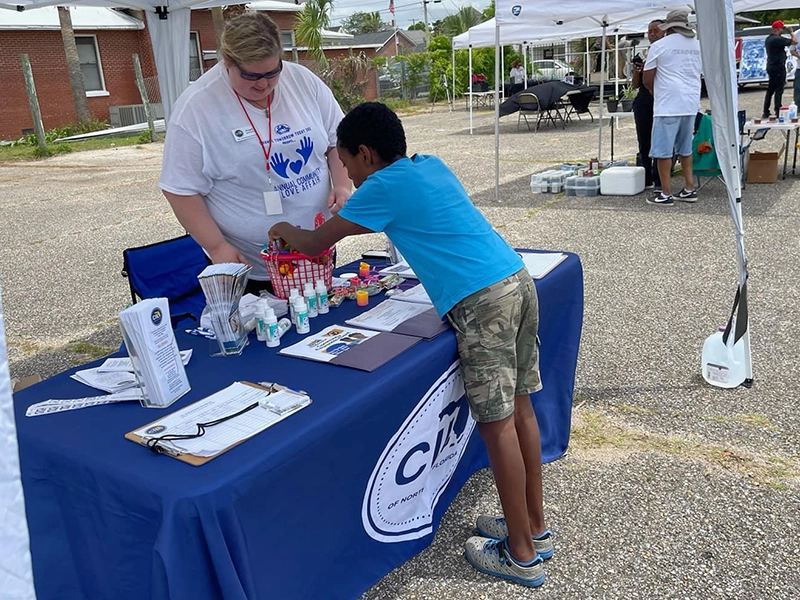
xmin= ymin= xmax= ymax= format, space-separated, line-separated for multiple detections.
xmin=531 ymin=59 xmax=572 ymax=81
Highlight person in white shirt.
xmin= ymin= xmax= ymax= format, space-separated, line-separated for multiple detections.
xmin=159 ymin=11 xmax=352 ymax=293
xmin=643 ymin=9 xmax=702 ymax=206
xmin=509 ymin=60 xmax=526 ymax=94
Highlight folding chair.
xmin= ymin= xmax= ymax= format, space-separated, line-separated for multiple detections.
xmin=692 ymin=112 xmax=724 ymax=192
xmin=121 ymin=234 xmax=211 ymax=327
xmin=564 ymin=89 xmax=595 ymax=123
xmin=518 ymin=92 xmax=542 ymax=131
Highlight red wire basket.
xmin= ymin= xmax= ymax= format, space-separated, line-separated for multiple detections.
xmin=260 ymin=247 xmax=335 ymax=300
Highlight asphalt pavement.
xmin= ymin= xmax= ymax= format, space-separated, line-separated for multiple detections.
xmin=0 ymin=85 xmax=797 ymax=599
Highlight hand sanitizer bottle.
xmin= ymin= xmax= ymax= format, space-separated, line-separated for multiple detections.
xmin=303 ymin=282 xmax=318 ymax=318
xmin=255 ymin=303 xmax=268 ymax=342
xmin=316 ymin=279 xmax=329 ymax=314
xmin=265 ymin=308 xmax=280 ymax=347
xmin=288 ymin=288 xmax=300 ymax=324
xmin=294 ymin=298 xmax=310 ymax=334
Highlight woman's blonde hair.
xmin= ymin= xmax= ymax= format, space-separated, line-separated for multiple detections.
xmin=219 ymin=11 xmax=282 ymax=66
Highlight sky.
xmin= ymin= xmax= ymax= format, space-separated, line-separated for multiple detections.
xmin=329 ymin=0 xmax=484 ymax=31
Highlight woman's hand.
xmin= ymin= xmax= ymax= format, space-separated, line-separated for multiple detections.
xmin=328 ymin=185 xmax=352 ymax=214
xmin=208 ymin=240 xmax=249 ymax=266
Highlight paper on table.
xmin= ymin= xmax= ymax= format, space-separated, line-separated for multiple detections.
xmin=134 ymin=382 xmax=310 ymax=457
xmin=345 ymin=299 xmax=431 ymax=332
xmin=391 ymin=284 xmax=433 ymax=305
xmin=519 ymin=252 xmax=567 ymax=280
xmin=279 ymin=325 xmax=380 ymax=363
xmin=71 ymin=367 xmax=138 ymax=393
xmin=26 ymin=388 xmax=144 ymax=417
xmin=378 ymin=261 xmax=417 ymax=279
xmin=97 ymin=350 xmax=193 ymax=373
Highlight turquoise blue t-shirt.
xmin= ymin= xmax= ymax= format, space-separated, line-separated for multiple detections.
xmin=337 ymin=154 xmax=523 ymax=317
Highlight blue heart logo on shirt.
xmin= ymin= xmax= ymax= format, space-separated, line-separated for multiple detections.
xmin=289 ymin=159 xmax=304 ymax=175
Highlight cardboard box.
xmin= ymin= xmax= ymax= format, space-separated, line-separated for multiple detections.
xmin=747 ymin=151 xmax=780 ymax=183
xmin=12 ymin=374 xmax=42 ymax=393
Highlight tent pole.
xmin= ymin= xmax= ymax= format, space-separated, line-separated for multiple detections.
xmin=452 ymin=45 xmax=456 ymax=109
xmin=494 ymin=21 xmax=501 ymax=203
xmin=523 ymin=43 xmax=528 ymax=84
xmin=585 ymin=37 xmax=589 ymax=85
xmin=469 ymin=46 xmax=473 ymax=134
xmin=501 ymin=45 xmax=505 ymax=101
xmin=614 ymin=32 xmax=620 ymax=98
xmin=597 ymin=25 xmax=607 ymax=161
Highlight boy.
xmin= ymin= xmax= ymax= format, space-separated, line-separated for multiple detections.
xmin=268 ymin=102 xmax=554 ymax=587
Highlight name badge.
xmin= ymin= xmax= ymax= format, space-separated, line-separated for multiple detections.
xmin=231 ymin=127 xmax=256 ymax=142
xmin=263 ymin=190 xmax=283 ymax=215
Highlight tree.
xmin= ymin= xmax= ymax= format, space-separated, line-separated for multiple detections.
xmin=341 ymin=11 xmax=384 ymax=35
xmin=408 ymin=22 xmax=426 ymax=31
xmin=740 ymin=10 xmax=800 ymax=25
xmin=57 ymin=6 xmax=91 ymax=124
xmin=296 ymin=0 xmax=335 ymax=68
xmin=482 ymin=0 xmax=494 ymax=21
xmin=440 ymin=7 xmax=484 ymax=38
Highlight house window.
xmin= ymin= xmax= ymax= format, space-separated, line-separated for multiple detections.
xmin=75 ymin=36 xmax=105 ymax=92
xmin=281 ymin=30 xmax=295 ymax=51
xmin=190 ymin=32 xmax=203 ymax=81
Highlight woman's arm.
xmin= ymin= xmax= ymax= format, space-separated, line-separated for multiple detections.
xmin=163 ymin=191 xmax=249 ymax=265
xmin=326 ymin=147 xmax=353 ymax=213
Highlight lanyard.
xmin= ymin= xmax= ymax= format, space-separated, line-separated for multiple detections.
xmin=235 ymin=91 xmax=273 ymax=174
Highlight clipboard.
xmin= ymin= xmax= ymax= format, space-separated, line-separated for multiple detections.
xmin=124 ymin=381 xmax=311 ymax=466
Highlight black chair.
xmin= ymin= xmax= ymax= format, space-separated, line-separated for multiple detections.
xmin=564 ymin=89 xmax=596 ymax=123
xmin=121 ymin=234 xmax=211 ymax=327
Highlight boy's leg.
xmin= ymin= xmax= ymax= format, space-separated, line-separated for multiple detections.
xmin=476 ymin=415 xmax=536 ymax=563
xmin=513 ymin=394 xmax=546 ymax=535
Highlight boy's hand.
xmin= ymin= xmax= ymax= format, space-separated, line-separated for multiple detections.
xmin=268 ymin=222 xmax=292 ymax=241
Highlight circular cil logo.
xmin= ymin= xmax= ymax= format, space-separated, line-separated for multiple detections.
xmin=146 ymin=425 xmax=166 ymax=435
xmin=362 ymin=361 xmax=475 ymax=543
xmin=150 ymin=308 xmax=163 ymax=326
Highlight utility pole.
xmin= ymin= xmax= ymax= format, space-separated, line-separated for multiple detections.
xmin=422 ymin=0 xmax=440 ymax=39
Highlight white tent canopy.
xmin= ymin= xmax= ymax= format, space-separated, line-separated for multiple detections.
xmin=491 ymin=0 xmax=753 ymax=382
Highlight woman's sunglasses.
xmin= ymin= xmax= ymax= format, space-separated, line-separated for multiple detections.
xmin=237 ymin=59 xmax=283 ymax=81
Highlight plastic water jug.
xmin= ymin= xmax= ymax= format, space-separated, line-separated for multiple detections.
xmin=790 ymin=102 xmax=798 ymax=120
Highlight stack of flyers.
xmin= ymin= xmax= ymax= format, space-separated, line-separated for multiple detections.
xmin=26 ymin=388 xmax=144 ymax=417
xmin=197 ymin=263 xmax=252 ymax=355
xmin=118 ymin=298 xmax=191 ymax=408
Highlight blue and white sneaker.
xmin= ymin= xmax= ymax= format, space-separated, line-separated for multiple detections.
xmin=475 ymin=516 xmax=555 ymax=560
xmin=464 ymin=536 xmax=546 ymax=587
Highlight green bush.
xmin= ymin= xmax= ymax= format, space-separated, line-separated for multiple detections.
xmin=12 ymin=119 xmax=108 ymax=147
xmin=380 ymin=98 xmax=411 ymax=111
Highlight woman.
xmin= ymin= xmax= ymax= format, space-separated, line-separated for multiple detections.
xmin=159 ymin=11 xmax=351 ymax=293
xmin=509 ymin=60 xmax=526 ymax=95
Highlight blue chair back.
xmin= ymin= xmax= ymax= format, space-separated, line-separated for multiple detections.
xmin=122 ymin=235 xmax=210 ymax=327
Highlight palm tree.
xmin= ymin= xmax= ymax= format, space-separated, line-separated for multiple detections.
xmin=57 ymin=6 xmax=91 ymax=123
xmin=440 ymin=7 xmax=484 ymax=38
xmin=361 ymin=12 xmax=384 ymax=34
xmin=295 ymin=0 xmax=335 ymax=68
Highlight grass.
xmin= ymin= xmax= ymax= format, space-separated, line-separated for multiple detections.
xmin=67 ymin=341 xmax=116 ymax=360
xmin=570 ymin=408 xmax=799 ymax=490
xmin=0 ymin=133 xmax=164 ymax=163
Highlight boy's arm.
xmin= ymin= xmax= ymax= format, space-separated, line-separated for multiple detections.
xmin=269 ymin=215 xmax=373 ymax=257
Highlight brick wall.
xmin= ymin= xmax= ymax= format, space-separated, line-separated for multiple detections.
xmin=0 ymin=28 xmax=153 ymax=140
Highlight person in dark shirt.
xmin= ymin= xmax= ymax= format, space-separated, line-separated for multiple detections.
xmin=763 ymin=20 xmax=797 ymax=119
xmin=632 ymin=20 xmax=665 ymax=190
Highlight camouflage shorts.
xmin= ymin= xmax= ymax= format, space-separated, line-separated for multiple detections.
xmin=447 ymin=268 xmax=541 ymax=423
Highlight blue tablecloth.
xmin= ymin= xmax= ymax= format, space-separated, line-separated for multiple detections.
xmin=14 ymin=253 xmax=583 ymax=600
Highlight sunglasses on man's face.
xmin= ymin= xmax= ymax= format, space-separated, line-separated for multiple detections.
xmin=237 ymin=59 xmax=283 ymax=81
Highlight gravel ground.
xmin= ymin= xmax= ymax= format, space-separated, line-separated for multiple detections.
xmin=1 ymin=86 xmax=798 ymax=599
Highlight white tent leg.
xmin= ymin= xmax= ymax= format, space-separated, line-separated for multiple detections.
xmin=0 ymin=280 xmax=36 ymax=600
xmin=452 ymin=45 xmax=456 ymax=110
xmin=469 ymin=46 xmax=473 ymax=135
xmin=501 ymin=47 xmax=505 ymax=101
xmin=145 ymin=7 xmax=191 ymax=126
xmin=494 ymin=21 xmax=501 ymax=203
xmin=523 ymin=43 xmax=528 ymax=84
xmin=597 ymin=25 xmax=607 ymax=161
xmin=614 ymin=32 xmax=619 ymax=98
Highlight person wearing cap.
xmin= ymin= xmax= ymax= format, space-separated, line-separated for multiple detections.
xmin=763 ymin=20 xmax=797 ymax=119
xmin=642 ymin=9 xmax=702 ymax=206
xmin=509 ymin=60 xmax=526 ymax=94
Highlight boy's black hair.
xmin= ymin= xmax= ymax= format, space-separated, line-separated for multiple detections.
xmin=336 ymin=102 xmax=407 ymax=163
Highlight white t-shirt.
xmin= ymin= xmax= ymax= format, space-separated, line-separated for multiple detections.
xmin=644 ymin=33 xmax=702 ymax=117
xmin=509 ymin=66 xmax=525 ymax=84
xmin=160 ymin=61 xmax=344 ymax=280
